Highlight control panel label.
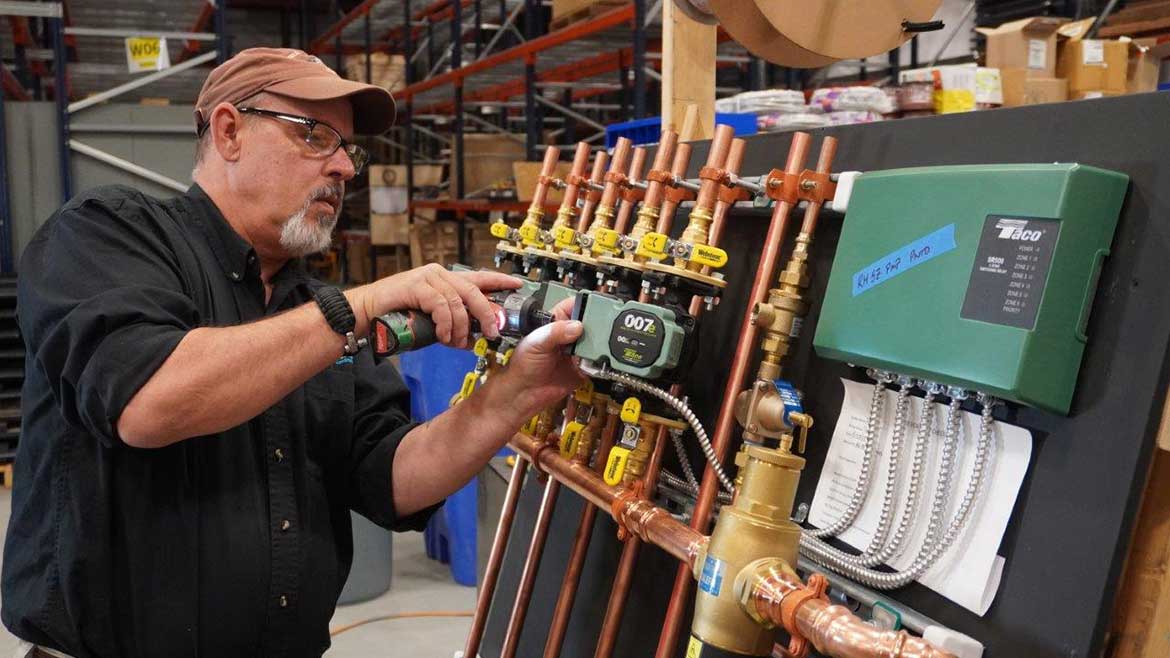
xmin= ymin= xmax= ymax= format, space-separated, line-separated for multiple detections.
xmin=852 ymin=224 xmax=957 ymax=296
xmin=961 ymin=215 xmax=1060 ymax=330
xmin=609 ymin=309 xmax=665 ymax=367
xmin=698 ymin=555 xmax=726 ymax=596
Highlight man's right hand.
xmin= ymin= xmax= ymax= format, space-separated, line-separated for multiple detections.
xmin=346 ymin=264 xmax=521 ymax=349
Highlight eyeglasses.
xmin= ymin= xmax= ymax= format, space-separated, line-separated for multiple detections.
xmin=236 ymin=107 xmax=369 ymax=175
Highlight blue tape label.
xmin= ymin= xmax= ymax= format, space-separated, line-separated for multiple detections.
xmin=852 ymin=223 xmax=957 ymax=296
xmin=698 ymin=555 xmax=726 ymax=596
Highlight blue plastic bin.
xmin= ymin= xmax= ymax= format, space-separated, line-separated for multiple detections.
xmin=605 ymin=113 xmax=757 ymax=148
xmin=399 ymin=344 xmax=480 ymax=587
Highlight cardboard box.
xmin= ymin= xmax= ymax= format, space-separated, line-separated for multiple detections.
xmin=513 ymin=160 xmax=575 ymax=205
xmin=370 ymin=213 xmax=410 ymax=246
xmin=899 ymin=65 xmax=1003 ymax=113
xmin=344 ymin=53 xmax=405 ymax=92
xmin=977 ymin=17 xmax=1067 ymax=78
xmin=368 ymin=164 xmax=444 ymax=188
xmin=1128 ymin=38 xmax=1170 ymax=93
xmin=1057 ymin=19 xmax=1129 ymax=94
xmin=1000 ymin=68 xmax=1069 ymax=106
xmin=452 ymin=134 xmax=527 ymax=197
xmin=1071 ymin=90 xmax=1126 ymax=100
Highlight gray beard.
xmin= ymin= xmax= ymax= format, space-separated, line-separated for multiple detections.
xmin=279 ymin=187 xmax=341 ymax=257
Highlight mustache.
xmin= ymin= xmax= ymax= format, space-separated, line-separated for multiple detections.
xmin=308 ymin=183 xmax=343 ymax=209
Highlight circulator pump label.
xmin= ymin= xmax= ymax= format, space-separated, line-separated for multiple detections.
xmin=698 ymin=555 xmax=726 ymax=596
xmin=609 ymin=309 xmax=665 ymax=367
xmin=961 ymin=214 xmax=1060 ymax=330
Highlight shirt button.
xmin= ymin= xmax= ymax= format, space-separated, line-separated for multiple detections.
xmin=230 ymin=271 xmax=240 ymax=280
xmin=274 ymin=448 xmax=284 ymax=462
xmin=279 ymin=595 xmax=288 ymax=608
xmin=280 ymin=519 xmax=291 ymax=532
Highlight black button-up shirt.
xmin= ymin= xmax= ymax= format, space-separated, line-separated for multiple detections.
xmin=2 ymin=184 xmax=435 ymax=658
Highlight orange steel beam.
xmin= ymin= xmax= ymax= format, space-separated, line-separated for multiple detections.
xmin=396 ymin=3 xmax=635 ymax=100
xmin=176 ymin=1 xmax=220 ymax=63
xmin=10 ymin=17 xmax=33 ymax=46
xmin=308 ymin=0 xmax=380 ymax=54
xmin=1 ymin=67 xmax=30 ymax=102
xmin=415 ymin=48 xmax=633 ymax=114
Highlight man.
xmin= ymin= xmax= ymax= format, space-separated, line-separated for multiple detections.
xmin=1 ymin=48 xmax=582 ymax=658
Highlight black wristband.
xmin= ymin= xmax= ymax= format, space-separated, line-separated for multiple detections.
xmin=314 ymin=286 xmax=361 ymax=354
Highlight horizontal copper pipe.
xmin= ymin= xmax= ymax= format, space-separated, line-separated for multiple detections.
xmin=747 ymin=566 xmax=957 ymax=658
xmin=510 ymin=432 xmax=705 ymax=569
xmin=463 ymin=456 xmax=528 ymax=658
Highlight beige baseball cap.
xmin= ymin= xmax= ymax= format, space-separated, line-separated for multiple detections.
xmin=194 ymin=47 xmax=395 ymax=135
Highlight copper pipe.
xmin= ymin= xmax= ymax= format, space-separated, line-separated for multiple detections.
xmin=654 ymin=142 xmax=694 ymax=235
xmin=543 ymin=413 xmax=621 ymax=658
xmin=576 ymin=150 xmax=610 ymax=233
xmin=599 ymin=137 xmax=633 ymax=212
xmin=559 ymin=142 xmax=593 ymax=213
xmin=530 ymin=146 xmax=562 ymax=210
xmin=693 ymin=124 xmax=735 ymax=211
xmin=642 ymin=131 xmax=679 ymax=210
xmin=746 ymin=565 xmax=956 ymax=658
xmin=463 ymin=456 xmax=529 ymax=658
xmin=705 ymin=138 xmax=747 ymax=252
xmin=509 ymin=432 xmax=706 ymax=569
xmin=613 ymin=146 xmax=647 ymax=234
xmin=499 ymin=475 xmax=562 ymax=658
xmin=799 ymin=136 xmax=839 ymax=236
xmin=654 ymin=131 xmax=813 ymax=658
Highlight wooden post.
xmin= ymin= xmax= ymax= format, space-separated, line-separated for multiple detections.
xmin=661 ymin=0 xmax=715 ymax=140
xmin=1110 ymin=449 xmax=1170 ymax=657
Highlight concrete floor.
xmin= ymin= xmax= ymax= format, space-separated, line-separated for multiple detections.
xmin=0 ymin=488 xmax=475 ymax=658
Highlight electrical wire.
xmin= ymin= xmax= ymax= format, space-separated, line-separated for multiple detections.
xmin=580 ymin=363 xmax=736 ymax=494
xmin=329 ymin=610 xmax=474 ymax=637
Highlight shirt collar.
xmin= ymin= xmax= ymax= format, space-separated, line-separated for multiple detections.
xmin=184 ymin=183 xmax=259 ymax=282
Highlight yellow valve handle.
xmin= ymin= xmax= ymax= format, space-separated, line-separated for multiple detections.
xmin=457 ymin=371 xmax=478 ymax=402
xmin=604 ymin=446 xmax=631 ymax=486
xmin=636 ymin=232 xmax=670 ymax=260
xmin=518 ymin=224 xmax=543 ymax=247
xmin=560 ymin=421 xmax=585 ymax=458
xmin=592 ymin=227 xmax=622 ymax=255
xmin=489 ymin=222 xmax=511 ymax=240
xmin=690 ymin=244 xmax=729 ymax=269
xmin=473 ymin=338 xmax=490 ymax=357
xmin=620 ymin=397 xmax=642 ymax=424
xmin=500 ymin=348 xmax=515 ymax=365
xmin=553 ymin=225 xmax=579 ymax=251
xmin=522 ymin=414 xmax=540 ymax=436
xmin=573 ymin=380 xmax=595 ymax=404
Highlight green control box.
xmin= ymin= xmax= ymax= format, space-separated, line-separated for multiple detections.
xmin=813 ymin=164 xmax=1128 ymax=414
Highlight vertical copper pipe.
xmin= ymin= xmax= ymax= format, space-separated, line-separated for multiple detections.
xmin=530 ymin=146 xmax=563 ymax=210
xmin=463 ymin=456 xmax=529 ymax=658
xmin=577 ymin=151 xmax=610 ymax=233
xmin=643 ymin=131 xmax=679 ymax=211
xmin=705 ymin=139 xmax=746 ymax=252
xmin=499 ymin=475 xmax=563 ymax=658
xmin=599 ymin=137 xmax=633 ymax=212
xmin=692 ymin=124 xmax=735 ymax=212
xmin=542 ymin=413 xmax=620 ymax=658
xmin=613 ymin=146 xmax=647 ymax=234
xmin=560 ymin=142 xmax=593 ymax=213
xmin=654 ymin=131 xmax=813 ymax=658
xmin=799 ymin=137 xmax=839 ymax=236
xmin=654 ymin=142 xmax=694 ymax=235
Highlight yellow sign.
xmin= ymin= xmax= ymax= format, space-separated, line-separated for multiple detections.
xmin=685 ymin=636 xmax=704 ymax=658
xmin=125 ymin=37 xmax=171 ymax=73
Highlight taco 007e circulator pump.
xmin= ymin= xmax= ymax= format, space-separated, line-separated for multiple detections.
xmin=813 ymin=163 xmax=1128 ymax=414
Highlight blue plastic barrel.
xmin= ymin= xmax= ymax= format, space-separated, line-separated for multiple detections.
xmin=399 ymin=344 xmax=480 ymax=586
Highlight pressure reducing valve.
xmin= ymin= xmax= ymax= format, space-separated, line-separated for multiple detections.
xmin=570 ymin=291 xmax=694 ymax=381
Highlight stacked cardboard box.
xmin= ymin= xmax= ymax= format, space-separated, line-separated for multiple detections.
xmin=978 ymin=17 xmax=1069 ymax=107
xmin=1056 ymin=19 xmax=1129 ymax=100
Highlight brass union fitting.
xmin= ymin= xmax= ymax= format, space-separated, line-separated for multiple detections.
xmin=675 ymin=205 xmax=713 ymax=271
